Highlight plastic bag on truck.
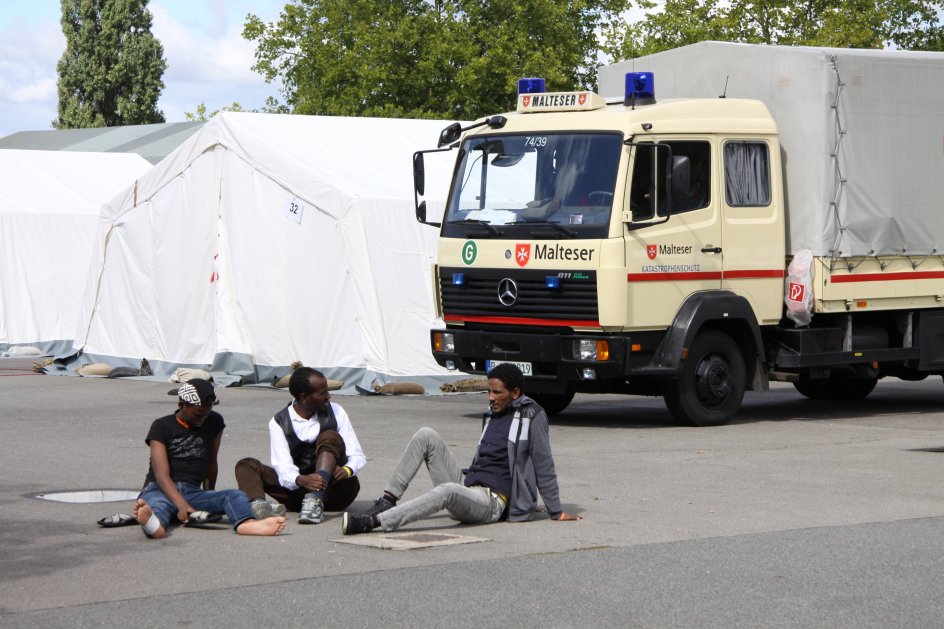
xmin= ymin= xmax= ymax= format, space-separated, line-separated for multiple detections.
xmin=784 ymin=249 xmax=814 ymax=327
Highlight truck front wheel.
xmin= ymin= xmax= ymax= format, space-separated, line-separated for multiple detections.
xmin=663 ymin=330 xmax=746 ymax=427
xmin=530 ymin=392 xmax=575 ymax=416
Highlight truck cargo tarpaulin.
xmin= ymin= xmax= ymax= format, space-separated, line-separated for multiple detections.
xmin=599 ymin=42 xmax=944 ymax=258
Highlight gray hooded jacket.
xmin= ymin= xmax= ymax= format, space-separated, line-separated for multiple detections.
xmin=475 ymin=395 xmax=562 ymax=522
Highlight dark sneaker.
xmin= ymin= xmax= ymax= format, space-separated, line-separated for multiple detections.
xmin=361 ymin=495 xmax=396 ymax=518
xmin=298 ymin=495 xmax=324 ymax=524
xmin=251 ymin=499 xmax=287 ymax=520
xmin=342 ymin=512 xmax=377 ymax=535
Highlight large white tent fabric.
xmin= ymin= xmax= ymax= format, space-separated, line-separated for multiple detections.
xmin=70 ymin=112 xmax=459 ymax=387
xmin=0 ymin=150 xmax=152 ymax=355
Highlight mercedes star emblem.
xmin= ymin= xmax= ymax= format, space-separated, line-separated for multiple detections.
xmin=497 ymin=278 xmax=518 ymax=307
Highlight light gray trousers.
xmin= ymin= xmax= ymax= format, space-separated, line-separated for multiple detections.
xmin=378 ymin=427 xmax=505 ymax=532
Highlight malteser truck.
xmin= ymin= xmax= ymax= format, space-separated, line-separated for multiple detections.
xmin=412 ymin=42 xmax=944 ymax=425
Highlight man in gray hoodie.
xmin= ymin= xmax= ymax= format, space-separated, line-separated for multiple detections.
xmin=341 ymin=363 xmax=581 ymax=535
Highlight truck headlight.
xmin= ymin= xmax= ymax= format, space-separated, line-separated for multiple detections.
xmin=434 ymin=332 xmax=455 ymax=353
xmin=573 ymin=339 xmax=609 ymax=361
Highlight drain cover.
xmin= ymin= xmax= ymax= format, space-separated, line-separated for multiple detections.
xmin=31 ymin=490 xmax=139 ymax=504
xmin=333 ymin=531 xmax=489 ymax=550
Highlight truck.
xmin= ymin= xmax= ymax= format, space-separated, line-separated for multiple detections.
xmin=411 ymin=42 xmax=944 ymax=426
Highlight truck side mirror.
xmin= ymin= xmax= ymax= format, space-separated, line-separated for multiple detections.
xmin=416 ymin=200 xmax=428 ymax=223
xmin=438 ymin=122 xmax=462 ymax=148
xmin=413 ymin=152 xmax=425 ymax=196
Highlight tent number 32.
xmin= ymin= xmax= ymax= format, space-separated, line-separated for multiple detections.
xmin=283 ymin=197 xmax=304 ymax=224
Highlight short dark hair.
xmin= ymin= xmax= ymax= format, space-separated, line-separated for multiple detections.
xmin=487 ymin=363 xmax=524 ymax=393
xmin=288 ymin=366 xmax=326 ymax=398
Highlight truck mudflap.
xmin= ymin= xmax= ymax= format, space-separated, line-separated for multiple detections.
xmin=430 ymin=328 xmax=630 ymax=394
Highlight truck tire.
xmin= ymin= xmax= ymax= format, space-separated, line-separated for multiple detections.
xmin=530 ymin=392 xmax=574 ymax=416
xmin=663 ymin=330 xmax=746 ymax=427
xmin=793 ymin=377 xmax=877 ymax=401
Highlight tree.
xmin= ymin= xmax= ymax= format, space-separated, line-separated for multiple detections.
xmin=603 ymin=0 xmax=944 ymax=60
xmin=244 ymin=0 xmax=631 ymax=120
xmin=184 ymin=102 xmax=245 ymax=122
xmin=55 ymin=0 xmax=167 ymax=128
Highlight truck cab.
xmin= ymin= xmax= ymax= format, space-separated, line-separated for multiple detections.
xmin=414 ymin=75 xmax=784 ymax=424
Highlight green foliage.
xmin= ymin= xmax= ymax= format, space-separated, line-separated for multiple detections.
xmin=603 ymin=0 xmax=944 ymax=59
xmin=55 ymin=0 xmax=167 ymax=129
xmin=184 ymin=101 xmax=247 ymax=122
xmin=244 ymin=0 xmax=631 ymax=120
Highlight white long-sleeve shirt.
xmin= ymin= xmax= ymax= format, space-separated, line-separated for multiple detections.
xmin=269 ymin=401 xmax=367 ymax=490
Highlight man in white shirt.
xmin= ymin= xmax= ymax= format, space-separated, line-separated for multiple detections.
xmin=235 ymin=367 xmax=366 ymax=524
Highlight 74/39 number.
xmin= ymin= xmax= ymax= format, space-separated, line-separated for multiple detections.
xmin=524 ymin=136 xmax=547 ymax=147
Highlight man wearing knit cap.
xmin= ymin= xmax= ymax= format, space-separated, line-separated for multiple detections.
xmin=132 ymin=379 xmax=285 ymax=538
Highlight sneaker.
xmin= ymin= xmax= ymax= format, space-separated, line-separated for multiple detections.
xmin=342 ymin=512 xmax=377 ymax=535
xmin=361 ymin=495 xmax=396 ymax=518
xmin=298 ymin=495 xmax=324 ymax=524
xmin=251 ymin=499 xmax=287 ymax=520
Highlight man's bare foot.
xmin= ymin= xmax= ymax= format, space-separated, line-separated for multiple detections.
xmin=133 ymin=498 xmax=166 ymax=539
xmin=236 ymin=516 xmax=286 ymax=536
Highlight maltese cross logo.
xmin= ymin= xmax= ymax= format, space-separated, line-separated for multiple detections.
xmin=515 ymin=244 xmax=531 ymax=267
xmin=647 ymin=244 xmax=657 ymax=260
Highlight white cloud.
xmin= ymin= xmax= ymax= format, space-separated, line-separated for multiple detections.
xmin=0 ymin=18 xmax=63 ymax=134
xmin=151 ymin=3 xmax=280 ymax=118
xmin=0 ymin=3 xmax=284 ymax=135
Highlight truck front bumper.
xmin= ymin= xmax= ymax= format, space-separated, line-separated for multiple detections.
xmin=430 ymin=328 xmax=634 ymax=394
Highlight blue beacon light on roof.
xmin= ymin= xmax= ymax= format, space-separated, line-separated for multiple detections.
xmin=517 ymin=78 xmax=547 ymax=95
xmin=624 ymin=72 xmax=655 ymax=106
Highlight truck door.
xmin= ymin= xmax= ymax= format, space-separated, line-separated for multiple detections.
xmin=625 ymin=139 xmax=722 ymax=329
xmin=719 ymin=139 xmax=784 ymax=325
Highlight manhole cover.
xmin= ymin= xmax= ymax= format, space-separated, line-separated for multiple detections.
xmin=30 ymin=490 xmax=139 ymax=504
xmin=397 ymin=533 xmax=460 ymax=543
xmin=333 ymin=531 xmax=489 ymax=550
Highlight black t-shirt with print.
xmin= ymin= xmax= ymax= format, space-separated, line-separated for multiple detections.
xmin=143 ymin=411 xmax=224 ymax=487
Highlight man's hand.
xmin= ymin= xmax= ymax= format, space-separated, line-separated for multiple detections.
xmin=296 ymin=474 xmax=327 ymax=492
xmin=552 ymin=512 xmax=583 ymax=521
xmin=177 ymin=504 xmax=195 ymax=522
xmin=332 ymin=466 xmax=352 ymax=482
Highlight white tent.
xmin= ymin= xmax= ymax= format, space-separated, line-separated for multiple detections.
xmin=0 ymin=150 xmax=152 ymax=354
xmin=70 ymin=112 xmax=459 ymax=387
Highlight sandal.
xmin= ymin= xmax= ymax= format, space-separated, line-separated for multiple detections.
xmin=97 ymin=513 xmax=137 ymax=528
xmin=184 ymin=510 xmax=225 ymax=528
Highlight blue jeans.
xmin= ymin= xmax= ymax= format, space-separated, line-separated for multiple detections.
xmin=139 ymin=482 xmax=255 ymax=531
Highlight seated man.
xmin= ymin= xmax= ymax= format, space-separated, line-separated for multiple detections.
xmin=235 ymin=367 xmax=365 ymax=524
xmin=133 ymin=379 xmax=285 ymax=538
xmin=342 ymin=363 xmax=580 ymax=535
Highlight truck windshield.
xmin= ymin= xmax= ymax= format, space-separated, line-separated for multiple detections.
xmin=442 ymin=132 xmax=622 ymax=239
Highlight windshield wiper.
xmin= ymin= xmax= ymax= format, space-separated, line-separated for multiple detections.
xmin=446 ymin=219 xmax=503 ymax=236
xmin=509 ymin=220 xmax=577 ymax=238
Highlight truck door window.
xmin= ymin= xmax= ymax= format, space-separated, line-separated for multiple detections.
xmin=629 ymin=140 xmax=710 ymax=221
xmin=724 ymin=141 xmax=770 ymax=206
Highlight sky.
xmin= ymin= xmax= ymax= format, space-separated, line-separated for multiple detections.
xmin=0 ymin=0 xmax=288 ymax=137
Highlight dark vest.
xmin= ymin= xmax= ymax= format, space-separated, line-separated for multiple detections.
xmin=273 ymin=403 xmax=338 ymax=475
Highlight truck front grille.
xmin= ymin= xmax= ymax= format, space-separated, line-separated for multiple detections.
xmin=439 ymin=267 xmax=598 ymax=322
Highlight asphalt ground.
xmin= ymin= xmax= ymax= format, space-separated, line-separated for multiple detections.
xmin=2 ymin=356 xmax=944 ymax=627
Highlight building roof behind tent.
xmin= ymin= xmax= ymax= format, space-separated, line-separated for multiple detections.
xmin=0 ymin=121 xmax=205 ymax=165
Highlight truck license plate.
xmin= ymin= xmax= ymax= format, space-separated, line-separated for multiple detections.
xmin=485 ymin=360 xmax=533 ymax=376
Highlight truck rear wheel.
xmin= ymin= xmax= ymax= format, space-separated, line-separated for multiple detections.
xmin=663 ymin=330 xmax=746 ymax=427
xmin=794 ymin=377 xmax=877 ymax=401
xmin=530 ymin=392 xmax=574 ymax=416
